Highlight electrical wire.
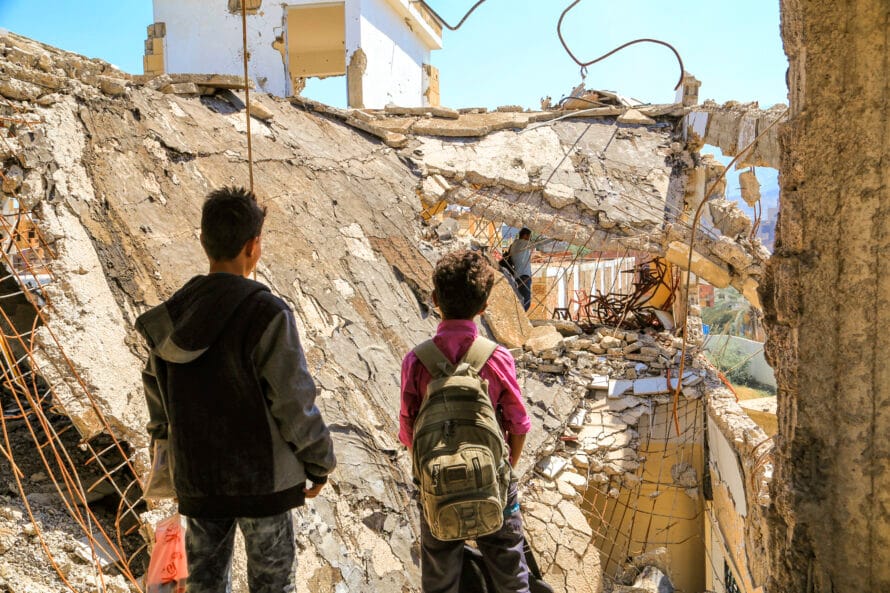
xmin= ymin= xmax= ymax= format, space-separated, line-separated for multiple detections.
xmin=417 ymin=0 xmax=489 ymax=31
xmin=557 ymin=0 xmax=686 ymax=90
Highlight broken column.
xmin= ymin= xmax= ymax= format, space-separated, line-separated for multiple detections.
xmin=765 ymin=1 xmax=890 ymax=592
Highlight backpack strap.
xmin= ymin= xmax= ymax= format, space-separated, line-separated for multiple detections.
xmin=413 ymin=340 xmax=454 ymax=379
xmin=460 ymin=337 xmax=499 ymax=373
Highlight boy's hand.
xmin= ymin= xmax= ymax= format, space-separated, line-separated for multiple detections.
xmin=304 ymin=482 xmax=326 ymax=498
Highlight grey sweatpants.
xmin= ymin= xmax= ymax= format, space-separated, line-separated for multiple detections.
xmin=419 ymin=482 xmax=531 ymax=593
xmin=185 ymin=512 xmax=296 ymax=593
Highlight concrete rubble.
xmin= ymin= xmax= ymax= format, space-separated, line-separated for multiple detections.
xmin=0 ymin=29 xmax=780 ymax=593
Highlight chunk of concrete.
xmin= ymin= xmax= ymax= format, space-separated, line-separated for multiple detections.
xmin=248 ymin=101 xmax=275 ymax=121
xmin=665 ymin=241 xmax=731 ymax=288
xmin=558 ymin=470 xmax=589 ymax=493
xmin=536 ymin=455 xmax=568 ymax=480
xmin=524 ymin=324 xmax=564 ymax=355
xmin=160 ymin=82 xmax=199 ymax=96
xmin=568 ymin=408 xmax=587 ymax=429
xmin=608 ymin=379 xmax=633 ymax=398
xmin=633 ymin=377 xmax=671 ymax=396
xmin=600 ymin=335 xmax=623 ymax=349
xmin=618 ymin=108 xmax=656 ymax=125
xmin=97 ymin=76 xmax=127 ymax=97
xmin=483 ymin=275 xmax=533 ymax=349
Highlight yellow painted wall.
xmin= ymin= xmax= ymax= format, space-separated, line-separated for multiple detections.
xmin=584 ymin=400 xmax=705 ymax=593
xmin=287 ymin=4 xmax=346 ymax=78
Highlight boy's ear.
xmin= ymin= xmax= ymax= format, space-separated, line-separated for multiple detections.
xmin=243 ymin=235 xmax=261 ymax=259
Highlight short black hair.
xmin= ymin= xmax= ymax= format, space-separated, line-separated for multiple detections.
xmin=433 ymin=250 xmax=494 ymax=320
xmin=201 ymin=186 xmax=266 ymax=261
xmin=519 ymin=227 xmax=532 ymax=239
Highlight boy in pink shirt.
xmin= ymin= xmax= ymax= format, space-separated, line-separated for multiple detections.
xmin=400 ymin=250 xmax=532 ymax=593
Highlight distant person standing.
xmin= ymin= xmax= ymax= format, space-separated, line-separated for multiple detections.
xmin=507 ymin=228 xmax=533 ymax=311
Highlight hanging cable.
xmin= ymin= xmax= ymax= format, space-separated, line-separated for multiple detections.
xmin=417 ymin=0 xmax=489 ymax=31
xmin=557 ymin=0 xmax=685 ymax=90
xmin=240 ymin=0 xmax=255 ymax=192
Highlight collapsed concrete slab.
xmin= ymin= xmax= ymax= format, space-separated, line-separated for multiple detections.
xmin=684 ymin=100 xmax=787 ymax=169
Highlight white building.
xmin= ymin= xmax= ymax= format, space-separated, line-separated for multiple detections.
xmin=146 ymin=0 xmax=444 ymax=108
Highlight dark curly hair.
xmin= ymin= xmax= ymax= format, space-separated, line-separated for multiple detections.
xmin=201 ymin=186 xmax=267 ymax=261
xmin=433 ymin=250 xmax=495 ymax=320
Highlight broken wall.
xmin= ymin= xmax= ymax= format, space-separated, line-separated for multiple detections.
xmin=154 ymin=0 xmax=289 ymax=95
xmin=765 ymin=1 xmax=890 ymax=591
xmin=705 ymin=386 xmax=771 ymax=593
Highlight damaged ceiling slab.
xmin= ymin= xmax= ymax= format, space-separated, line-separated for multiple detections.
xmin=290 ymin=95 xmax=774 ymax=301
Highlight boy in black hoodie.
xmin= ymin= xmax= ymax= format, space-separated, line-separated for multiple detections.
xmin=136 ymin=187 xmax=336 ymax=593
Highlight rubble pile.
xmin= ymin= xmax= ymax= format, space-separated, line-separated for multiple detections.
xmin=523 ymin=323 xmax=705 ymax=488
xmin=512 ymin=321 xmax=706 ymax=593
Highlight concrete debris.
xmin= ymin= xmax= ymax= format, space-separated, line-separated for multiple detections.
xmin=537 ymin=455 xmax=569 ymax=480
xmin=739 ymin=169 xmax=762 ymax=207
xmin=247 ymin=100 xmax=275 ymax=121
xmin=524 ymin=325 xmax=565 ymax=355
xmin=618 ymin=108 xmax=656 ymax=125
xmin=483 ymin=275 xmax=533 ymax=349
xmin=709 ymin=198 xmax=753 ymax=237
xmin=160 ymin=81 xmax=199 ymax=96
xmin=613 ymin=566 xmax=674 ymax=593
xmin=684 ymin=101 xmax=787 ymax=169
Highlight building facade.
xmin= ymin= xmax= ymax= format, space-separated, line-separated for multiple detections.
xmin=146 ymin=0 xmax=443 ymax=108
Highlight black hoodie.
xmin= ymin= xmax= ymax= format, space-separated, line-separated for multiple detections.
xmin=136 ymin=273 xmax=336 ymax=518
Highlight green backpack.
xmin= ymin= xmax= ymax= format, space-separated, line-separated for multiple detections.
xmin=412 ymin=337 xmax=512 ymax=541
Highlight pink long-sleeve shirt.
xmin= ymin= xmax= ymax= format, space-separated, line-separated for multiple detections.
xmin=399 ymin=319 xmax=532 ymax=448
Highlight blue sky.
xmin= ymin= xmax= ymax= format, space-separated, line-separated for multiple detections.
xmin=0 ymin=0 xmax=787 ymax=108
xmin=0 ymin=0 xmax=786 ymax=209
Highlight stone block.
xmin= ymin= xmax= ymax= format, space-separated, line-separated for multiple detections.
xmin=531 ymin=318 xmax=582 ymax=337
xmin=623 ymin=342 xmax=642 ymax=354
xmin=618 ymin=108 xmax=656 ymax=125
xmin=567 ymin=338 xmax=592 ymax=351
xmin=600 ymin=335 xmax=622 ymax=349
xmin=665 ymin=241 xmax=731 ymax=288
xmin=608 ymin=379 xmax=633 ymax=398
xmin=248 ymin=101 xmax=274 ymax=121
xmin=537 ymin=362 xmax=566 ymax=374
xmin=590 ymin=374 xmax=609 ymax=389
xmin=0 ymin=77 xmax=41 ymax=101
xmin=567 ymin=408 xmax=586 ymax=429
xmin=558 ymin=470 xmax=588 ymax=493
xmin=147 ymin=22 xmax=167 ymax=38
xmin=608 ymin=395 xmax=644 ymax=412
xmin=633 ymin=377 xmax=670 ymax=396
xmin=143 ymin=53 xmax=165 ymax=74
xmin=483 ymin=276 xmax=532 ymax=349
xmin=536 ymin=455 xmax=568 ymax=480
xmin=626 ymin=353 xmax=657 ymax=363
xmin=524 ymin=324 xmax=564 ymax=355
xmin=160 ymin=82 xmax=199 ymax=96
xmin=98 ymin=76 xmax=127 ymax=97
xmin=145 ymin=37 xmax=165 ymax=55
